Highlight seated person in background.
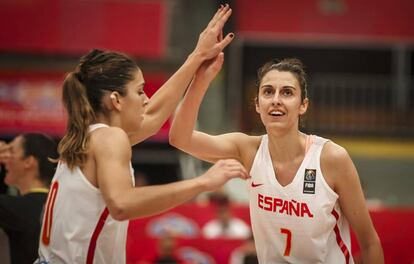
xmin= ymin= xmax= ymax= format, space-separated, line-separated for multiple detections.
xmin=229 ymin=235 xmax=258 ymax=264
xmin=202 ymin=192 xmax=251 ymax=239
xmin=0 ymin=133 xmax=57 ymax=264
xmin=152 ymin=233 xmax=184 ymax=264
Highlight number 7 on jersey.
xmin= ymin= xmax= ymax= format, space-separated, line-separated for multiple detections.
xmin=280 ymin=228 xmax=292 ymax=256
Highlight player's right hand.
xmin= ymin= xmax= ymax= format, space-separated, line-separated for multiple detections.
xmin=193 ymin=4 xmax=234 ymax=61
xmin=198 ymin=159 xmax=250 ymax=192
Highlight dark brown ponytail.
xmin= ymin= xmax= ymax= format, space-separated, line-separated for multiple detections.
xmin=57 ymin=49 xmax=140 ymax=169
xmin=58 ymin=72 xmax=96 ymax=169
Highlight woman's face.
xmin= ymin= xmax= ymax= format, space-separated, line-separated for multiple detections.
xmin=3 ymin=136 xmax=26 ymax=187
xmin=255 ymin=70 xmax=308 ymax=132
xmin=119 ymin=69 xmax=149 ymax=132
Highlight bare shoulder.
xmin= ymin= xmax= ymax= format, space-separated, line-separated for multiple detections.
xmin=89 ymin=126 xmax=131 ymax=156
xmin=234 ymin=133 xmax=262 ymax=171
xmin=320 ymin=141 xmax=354 ymax=191
xmin=321 ymin=141 xmax=350 ymax=164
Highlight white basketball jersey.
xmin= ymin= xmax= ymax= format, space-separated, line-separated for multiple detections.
xmin=249 ymin=135 xmax=353 ymax=264
xmin=37 ymin=124 xmax=135 ymax=264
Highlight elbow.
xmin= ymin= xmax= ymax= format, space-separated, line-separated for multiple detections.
xmin=168 ymin=131 xmax=181 ymax=147
xmin=168 ymin=133 xmax=177 ymax=147
xmin=106 ymin=199 xmax=129 ymax=221
xmin=169 ymin=132 xmax=188 ymax=150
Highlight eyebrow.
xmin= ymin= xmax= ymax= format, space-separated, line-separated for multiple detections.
xmin=282 ymin=85 xmax=296 ymax=90
xmin=260 ymin=84 xmax=296 ymax=90
xmin=260 ymin=84 xmax=273 ymax=89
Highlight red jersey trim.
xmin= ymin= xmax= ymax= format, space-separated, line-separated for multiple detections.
xmin=331 ymin=209 xmax=350 ymax=264
xmin=86 ymin=207 xmax=110 ymax=264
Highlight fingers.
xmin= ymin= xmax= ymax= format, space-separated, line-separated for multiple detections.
xmin=216 ymin=52 xmax=224 ymax=65
xmin=212 ymin=6 xmax=232 ymax=32
xmin=209 ymin=52 xmax=224 ymax=71
xmin=217 ymin=30 xmax=223 ymax=42
xmin=217 ymin=32 xmax=235 ymax=50
xmin=206 ymin=5 xmax=222 ymax=28
xmin=228 ymin=167 xmax=250 ymax=180
xmin=208 ymin=4 xmax=230 ymax=29
xmin=218 ymin=159 xmax=250 ymax=179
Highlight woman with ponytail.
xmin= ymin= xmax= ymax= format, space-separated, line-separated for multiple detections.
xmin=37 ymin=5 xmax=248 ymax=264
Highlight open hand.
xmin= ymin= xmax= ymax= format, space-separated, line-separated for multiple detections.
xmin=193 ymin=4 xmax=234 ymax=61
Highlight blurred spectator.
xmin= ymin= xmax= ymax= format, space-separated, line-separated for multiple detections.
xmin=202 ymin=192 xmax=251 ymax=239
xmin=152 ymin=233 xmax=184 ymax=264
xmin=229 ymin=235 xmax=258 ymax=264
xmin=0 ymin=133 xmax=57 ymax=264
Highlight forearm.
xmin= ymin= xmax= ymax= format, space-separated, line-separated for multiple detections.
xmin=113 ymin=178 xmax=205 ymax=220
xmin=169 ymin=77 xmax=209 ymax=147
xmin=361 ymin=239 xmax=384 ymax=264
xmin=129 ymin=52 xmax=205 ymax=144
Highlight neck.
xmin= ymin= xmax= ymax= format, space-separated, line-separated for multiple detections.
xmin=266 ymin=128 xmax=307 ymax=163
xmin=95 ymin=113 xmax=118 ymax=127
xmin=18 ymin=177 xmax=48 ymax=195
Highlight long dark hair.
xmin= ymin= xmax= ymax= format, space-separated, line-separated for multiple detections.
xmin=59 ymin=49 xmax=139 ymax=169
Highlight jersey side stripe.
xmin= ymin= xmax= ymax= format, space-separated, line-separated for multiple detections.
xmin=86 ymin=207 xmax=110 ymax=264
xmin=332 ymin=209 xmax=350 ymax=264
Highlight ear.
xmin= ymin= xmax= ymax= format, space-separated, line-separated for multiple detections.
xmin=110 ymin=91 xmax=122 ymax=111
xmin=299 ymin=98 xmax=309 ymax=115
xmin=23 ymin=155 xmax=37 ymax=170
xmin=255 ymin=97 xmax=260 ymax=114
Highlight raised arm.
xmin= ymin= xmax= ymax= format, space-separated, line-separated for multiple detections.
xmin=129 ymin=4 xmax=234 ymax=145
xmin=321 ymin=142 xmax=384 ymax=264
xmin=94 ymin=127 xmax=248 ymax=220
xmin=169 ymin=53 xmax=252 ymax=164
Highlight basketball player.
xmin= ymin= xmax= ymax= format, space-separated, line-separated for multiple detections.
xmin=36 ymin=5 xmax=249 ymax=263
xmin=169 ymin=57 xmax=384 ymax=263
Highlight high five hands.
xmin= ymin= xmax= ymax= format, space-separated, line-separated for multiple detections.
xmin=194 ymin=4 xmax=234 ymax=61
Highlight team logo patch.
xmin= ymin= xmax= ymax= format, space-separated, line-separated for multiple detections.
xmin=303 ymin=169 xmax=316 ymax=194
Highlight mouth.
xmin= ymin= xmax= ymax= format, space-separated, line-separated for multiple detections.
xmin=268 ymin=110 xmax=285 ymax=117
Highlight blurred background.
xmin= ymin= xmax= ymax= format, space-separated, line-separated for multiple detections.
xmin=0 ymin=0 xmax=413 ymax=263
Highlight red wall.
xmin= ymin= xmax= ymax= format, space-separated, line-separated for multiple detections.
xmin=0 ymin=0 xmax=166 ymax=57
xmin=235 ymin=0 xmax=414 ymax=42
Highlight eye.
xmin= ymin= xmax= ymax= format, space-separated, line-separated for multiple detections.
xmin=263 ymin=87 xmax=274 ymax=96
xmin=138 ymin=89 xmax=145 ymax=95
xmin=282 ymin=89 xmax=293 ymax=96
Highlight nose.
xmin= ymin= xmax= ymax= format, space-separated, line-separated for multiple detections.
xmin=271 ymin=91 xmax=282 ymax=106
xmin=143 ymin=94 xmax=149 ymax=107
